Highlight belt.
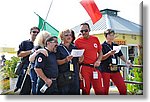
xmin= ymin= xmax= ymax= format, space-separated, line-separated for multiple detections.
xmin=81 ymin=63 xmax=98 ymax=68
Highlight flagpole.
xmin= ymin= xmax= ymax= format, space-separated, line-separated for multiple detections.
xmin=41 ymin=0 xmax=53 ymax=31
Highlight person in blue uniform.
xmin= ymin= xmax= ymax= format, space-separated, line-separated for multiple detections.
xmin=56 ymin=29 xmax=83 ymax=95
xmin=99 ymin=29 xmax=132 ymax=95
xmin=34 ymin=36 xmax=59 ymax=95
xmin=14 ymin=26 xmax=40 ymax=93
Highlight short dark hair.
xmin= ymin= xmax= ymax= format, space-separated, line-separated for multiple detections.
xmin=30 ymin=26 xmax=40 ymax=33
xmin=104 ymin=29 xmax=115 ymax=37
xmin=80 ymin=22 xmax=91 ymax=31
xmin=45 ymin=36 xmax=57 ymax=46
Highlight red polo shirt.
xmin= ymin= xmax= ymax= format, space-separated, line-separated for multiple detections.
xmin=75 ymin=35 xmax=102 ymax=64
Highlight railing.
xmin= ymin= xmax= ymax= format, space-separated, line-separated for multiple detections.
xmin=117 ymin=64 xmax=143 ymax=85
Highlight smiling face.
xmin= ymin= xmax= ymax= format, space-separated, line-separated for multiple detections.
xmin=61 ymin=29 xmax=73 ymax=43
xmin=50 ymin=38 xmax=58 ymax=53
xmin=80 ymin=24 xmax=90 ymax=39
xmin=106 ymin=32 xmax=115 ymax=42
xmin=30 ymin=29 xmax=40 ymax=42
xmin=46 ymin=36 xmax=58 ymax=53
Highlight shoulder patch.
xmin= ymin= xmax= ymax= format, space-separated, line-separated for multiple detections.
xmin=94 ymin=43 xmax=98 ymax=48
xmin=38 ymin=57 xmax=43 ymax=62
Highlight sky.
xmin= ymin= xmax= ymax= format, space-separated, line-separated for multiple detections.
xmin=0 ymin=0 xmax=143 ymax=49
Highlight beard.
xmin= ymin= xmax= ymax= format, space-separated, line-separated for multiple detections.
xmin=53 ymin=45 xmax=57 ymax=53
xmin=83 ymin=34 xmax=89 ymax=39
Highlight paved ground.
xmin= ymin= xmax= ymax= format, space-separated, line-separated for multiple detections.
xmin=1 ymin=86 xmax=119 ymax=95
xmin=88 ymin=86 xmax=119 ymax=95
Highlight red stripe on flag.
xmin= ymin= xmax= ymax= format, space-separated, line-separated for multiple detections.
xmin=80 ymin=0 xmax=102 ymax=24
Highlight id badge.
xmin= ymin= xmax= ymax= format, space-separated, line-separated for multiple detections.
xmin=70 ymin=63 xmax=74 ymax=71
xmin=93 ymin=71 xmax=98 ymax=79
xmin=112 ymin=58 xmax=116 ymax=64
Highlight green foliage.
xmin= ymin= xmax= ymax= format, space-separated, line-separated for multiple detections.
xmin=127 ymin=55 xmax=143 ymax=95
xmin=0 ymin=56 xmax=20 ymax=78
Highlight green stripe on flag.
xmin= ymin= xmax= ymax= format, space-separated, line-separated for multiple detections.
xmin=35 ymin=12 xmax=60 ymax=43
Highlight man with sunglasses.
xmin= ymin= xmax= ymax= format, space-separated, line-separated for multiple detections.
xmin=75 ymin=23 xmax=103 ymax=95
xmin=14 ymin=27 xmax=40 ymax=94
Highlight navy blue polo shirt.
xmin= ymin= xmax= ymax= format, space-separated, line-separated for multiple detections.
xmin=55 ymin=44 xmax=79 ymax=74
xmin=34 ymin=49 xmax=58 ymax=78
xmin=99 ymin=41 xmax=123 ymax=73
xmin=17 ymin=40 xmax=34 ymax=69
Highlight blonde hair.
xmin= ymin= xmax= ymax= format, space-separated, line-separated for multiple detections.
xmin=59 ymin=29 xmax=71 ymax=40
xmin=34 ymin=31 xmax=51 ymax=47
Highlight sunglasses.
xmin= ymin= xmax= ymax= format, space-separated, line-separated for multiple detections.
xmin=32 ymin=31 xmax=39 ymax=34
xmin=64 ymin=34 xmax=72 ymax=36
xmin=80 ymin=29 xmax=88 ymax=33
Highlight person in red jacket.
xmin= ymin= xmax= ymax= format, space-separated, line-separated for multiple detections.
xmin=75 ymin=23 xmax=103 ymax=95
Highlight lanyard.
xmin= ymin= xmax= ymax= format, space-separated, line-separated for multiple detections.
xmin=61 ymin=45 xmax=72 ymax=63
xmin=105 ymin=44 xmax=112 ymax=50
xmin=105 ymin=43 xmax=115 ymax=58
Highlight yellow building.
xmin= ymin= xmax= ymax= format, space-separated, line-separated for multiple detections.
xmin=0 ymin=47 xmax=17 ymax=60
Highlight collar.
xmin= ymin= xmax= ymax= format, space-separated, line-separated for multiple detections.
xmin=104 ymin=41 xmax=114 ymax=46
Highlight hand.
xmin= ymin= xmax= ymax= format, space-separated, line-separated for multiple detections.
xmin=79 ymin=72 xmax=83 ymax=80
xmin=65 ymin=55 xmax=73 ymax=62
xmin=126 ymin=61 xmax=132 ymax=68
xmin=79 ymin=55 xmax=84 ymax=63
xmin=37 ymin=49 xmax=48 ymax=56
xmin=109 ymin=50 xmax=116 ymax=55
xmin=45 ymin=78 xmax=52 ymax=87
xmin=94 ymin=60 xmax=101 ymax=68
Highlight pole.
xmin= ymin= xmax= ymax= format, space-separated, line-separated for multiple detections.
xmin=41 ymin=0 xmax=53 ymax=31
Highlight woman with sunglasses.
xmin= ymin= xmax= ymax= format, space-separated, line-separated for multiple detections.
xmin=99 ymin=29 xmax=132 ymax=95
xmin=56 ymin=29 xmax=83 ymax=95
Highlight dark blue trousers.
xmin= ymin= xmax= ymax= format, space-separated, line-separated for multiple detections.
xmin=30 ymin=68 xmax=38 ymax=95
xmin=36 ymin=78 xmax=58 ymax=95
xmin=58 ymin=74 xmax=80 ymax=95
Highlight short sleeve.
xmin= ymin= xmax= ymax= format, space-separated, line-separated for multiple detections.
xmin=118 ymin=50 xmax=123 ymax=57
xmin=17 ymin=41 xmax=26 ymax=55
xmin=34 ymin=53 xmax=46 ymax=69
xmin=96 ymin=37 xmax=102 ymax=51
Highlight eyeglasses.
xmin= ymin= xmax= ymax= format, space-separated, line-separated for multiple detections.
xmin=64 ymin=34 xmax=72 ymax=37
xmin=80 ymin=29 xmax=88 ymax=33
xmin=32 ymin=31 xmax=39 ymax=34
xmin=50 ymin=40 xmax=58 ymax=43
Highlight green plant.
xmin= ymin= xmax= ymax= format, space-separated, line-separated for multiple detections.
xmin=127 ymin=55 xmax=143 ymax=95
xmin=0 ymin=56 xmax=20 ymax=78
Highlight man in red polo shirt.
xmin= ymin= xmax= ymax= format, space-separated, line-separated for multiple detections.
xmin=75 ymin=23 xmax=103 ymax=95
